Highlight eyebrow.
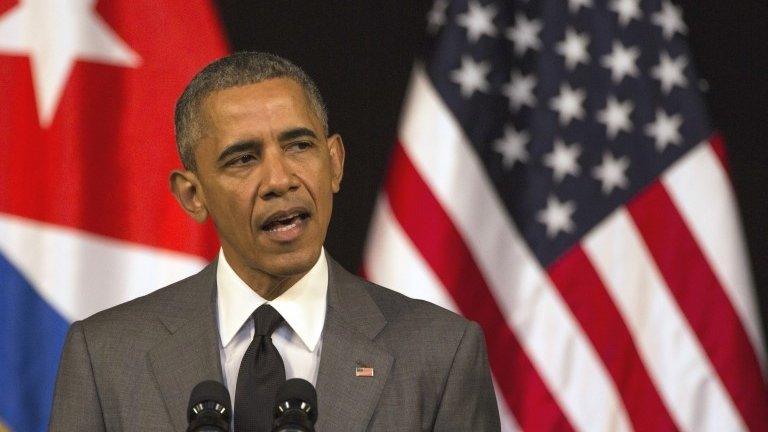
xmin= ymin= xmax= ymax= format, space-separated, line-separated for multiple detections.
xmin=217 ymin=141 xmax=259 ymax=163
xmin=278 ymin=127 xmax=318 ymax=142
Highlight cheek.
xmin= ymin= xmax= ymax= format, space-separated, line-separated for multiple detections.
xmin=308 ymin=172 xmax=336 ymax=209
xmin=207 ymin=184 xmax=255 ymax=225
xmin=313 ymin=182 xmax=336 ymax=223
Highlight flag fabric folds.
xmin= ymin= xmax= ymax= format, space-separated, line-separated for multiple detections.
xmin=0 ymin=1 xmax=226 ymax=430
xmin=364 ymin=0 xmax=768 ymax=430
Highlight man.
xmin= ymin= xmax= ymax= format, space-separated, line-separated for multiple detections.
xmin=49 ymin=52 xmax=500 ymax=431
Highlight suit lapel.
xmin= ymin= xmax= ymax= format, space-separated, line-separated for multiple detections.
xmin=315 ymin=258 xmax=393 ymax=432
xmin=147 ymin=263 xmax=224 ymax=432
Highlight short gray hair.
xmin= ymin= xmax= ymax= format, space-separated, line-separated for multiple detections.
xmin=174 ymin=51 xmax=328 ymax=171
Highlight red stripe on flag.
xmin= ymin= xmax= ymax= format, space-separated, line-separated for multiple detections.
xmin=628 ymin=181 xmax=768 ymax=432
xmin=708 ymin=134 xmax=729 ymax=172
xmin=385 ymin=142 xmax=574 ymax=431
xmin=549 ymin=246 xmax=680 ymax=431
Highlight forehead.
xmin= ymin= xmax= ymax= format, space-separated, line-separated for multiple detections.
xmin=200 ymin=78 xmax=319 ymax=134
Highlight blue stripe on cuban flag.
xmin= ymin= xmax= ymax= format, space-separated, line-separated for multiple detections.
xmin=0 ymin=252 xmax=68 ymax=432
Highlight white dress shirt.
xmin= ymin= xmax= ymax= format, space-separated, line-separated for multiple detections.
xmin=216 ymin=248 xmax=328 ymax=406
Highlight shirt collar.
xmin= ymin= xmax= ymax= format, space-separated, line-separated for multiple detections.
xmin=216 ymin=248 xmax=328 ymax=352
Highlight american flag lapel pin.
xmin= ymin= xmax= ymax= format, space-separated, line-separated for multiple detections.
xmin=355 ymin=362 xmax=374 ymax=377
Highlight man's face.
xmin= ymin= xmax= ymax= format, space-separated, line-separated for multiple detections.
xmin=177 ymin=78 xmax=344 ymax=289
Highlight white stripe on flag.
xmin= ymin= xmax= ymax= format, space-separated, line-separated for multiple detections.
xmin=364 ymin=196 xmax=459 ymax=312
xmin=662 ymin=143 xmax=767 ymax=371
xmin=0 ymin=213 xmax=207 ymax=322
xmin=398 ymin=66 xmax=632 ymax=432
xmin=584 ymin=208 xmax=746 ymax=432
xmin=364 ymin=196 xmax=520 ymax=432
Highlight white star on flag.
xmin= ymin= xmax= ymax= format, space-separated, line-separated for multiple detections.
xmin=506 ymin=13 xmax=542 ymax=56
xmin=653 ymin=0 xmax=687 ymax=40
xmin=494 ymin=125 xmax=530 ymax=168
xmin=592 ymin=151 xmax=630 ymax=194
xmin=502 ymin=71 xmax=537 ymax=111
xmin=427 ymin=0 xmax=450 ymax=34
xmin=543 ymin=139 xmax=582 ymax=182
xmin=457 ymin=1 xmax=498 ymax=43
xmin=537 ymin=195 xmax=576 ymax=238
xmin=0 ymin=0 xmax=141 ymax=128
xmin=568 ymin=0 xmax=594 ymax=13
xmin=450 ymin=55 xmax=491 ymax=98
xmin=597 ymin=96 xmax=634 ymax=139
xmin=556 ymin=27 xmax=590 ymax=70
xmin=645 ymin=108 xmax=683 ymax=151
xmin=652 ymin=52 xmax=688 ymax=94
xmin=609 ymin=0 xmax=642 ymax=27
xmin=549 ymin=83 xmax=586 ymax=126
xmin=601 ymin=40 xmax=640 ymax=84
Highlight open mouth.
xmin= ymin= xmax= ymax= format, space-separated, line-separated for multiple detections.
xmin=261 ymin=211 xmax=310 ymax=232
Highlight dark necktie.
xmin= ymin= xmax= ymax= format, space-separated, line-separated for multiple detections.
xmin=234 ymin=304 xmax=286 ymax=432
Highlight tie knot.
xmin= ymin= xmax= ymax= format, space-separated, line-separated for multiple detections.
xmin=253 ymin=304 xmax=284 ymax=336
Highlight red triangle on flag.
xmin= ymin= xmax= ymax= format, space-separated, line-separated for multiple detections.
xmin=0 ymin=0 xmax=228 ymax=258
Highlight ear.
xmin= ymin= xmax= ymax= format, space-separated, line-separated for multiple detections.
xmin=170 ymin=169 xmax=209 ymax=223
xmin=327 ymin=133 xmax=345 ymax=193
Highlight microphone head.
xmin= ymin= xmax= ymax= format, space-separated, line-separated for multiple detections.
xmin=274 ymin=378 xmax=318 ymax=425
xmin=188 ymin=380 xmax=231 ymax=425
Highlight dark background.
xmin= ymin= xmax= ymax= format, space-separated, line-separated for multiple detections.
xmin=212 ymin=0 xmax=768 ymax=349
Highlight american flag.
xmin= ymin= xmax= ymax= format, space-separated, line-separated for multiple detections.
xmin=363 ymin=0 xmax=768 ymax=430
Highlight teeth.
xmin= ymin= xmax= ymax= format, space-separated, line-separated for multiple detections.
xmin=270 ymin=220 xmax=298 ymax=232
xmin=264 ymin=213 xmax=305 ymax=231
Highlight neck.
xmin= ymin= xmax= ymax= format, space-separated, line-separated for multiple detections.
xmin=220 ymin=248 xmax=317 ymax=301
xmin=247 ymin=272 xmax=304 ymax=300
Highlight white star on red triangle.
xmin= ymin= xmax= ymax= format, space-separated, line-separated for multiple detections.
xmin=0 ymin=0 xmax=141 ymax=127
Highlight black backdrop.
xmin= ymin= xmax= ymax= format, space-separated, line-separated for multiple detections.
xmin=212 ymin=0 xmax=768 ymax=348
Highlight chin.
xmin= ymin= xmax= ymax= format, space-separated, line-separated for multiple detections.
xmin=265 ymin=246 xmax=322 ymax=277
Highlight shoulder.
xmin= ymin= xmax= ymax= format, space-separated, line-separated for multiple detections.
xmin=365 ymin=279 xmax=469 ymax=331
xmin=328 ymin=256 xmax=469 ymax=334
xmin=352 ymin=274 xmax=479 ymax=355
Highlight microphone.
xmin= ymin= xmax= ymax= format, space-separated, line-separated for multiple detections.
xmin=272 ymin=378 xmax=318 ymax=432
xmin=187 ymin=380 xmax=232 ymax=432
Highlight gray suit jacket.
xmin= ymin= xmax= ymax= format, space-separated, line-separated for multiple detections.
xmin=49 ymin=256 xmax=500 ymax=431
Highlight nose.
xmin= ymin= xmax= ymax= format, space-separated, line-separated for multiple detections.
xmin=259 ymin=149 xmax=298 ymax=200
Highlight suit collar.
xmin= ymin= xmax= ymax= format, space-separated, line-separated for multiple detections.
xmin=147 ymin=262 xmax=224 ymax=432
xmin=315 ymin=256 xmax=393 ymax=431
xmin=146 ymin=255 xmax=394 ymax=432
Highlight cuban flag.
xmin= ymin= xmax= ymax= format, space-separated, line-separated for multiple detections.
xmin=0 ymin=1 xmax=227 ymax=430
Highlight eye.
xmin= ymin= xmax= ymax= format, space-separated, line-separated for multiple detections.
xmin=287 ymin=141 xmax=313 ymax=152
xmin=226 ymin=154 xmax=256 ymax=166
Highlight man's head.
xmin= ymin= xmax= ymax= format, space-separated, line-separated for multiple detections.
xmin=174 ymin=52 xmax=329 ymax=172
xmin=170 ymin=52 xmax=344 ymax=297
